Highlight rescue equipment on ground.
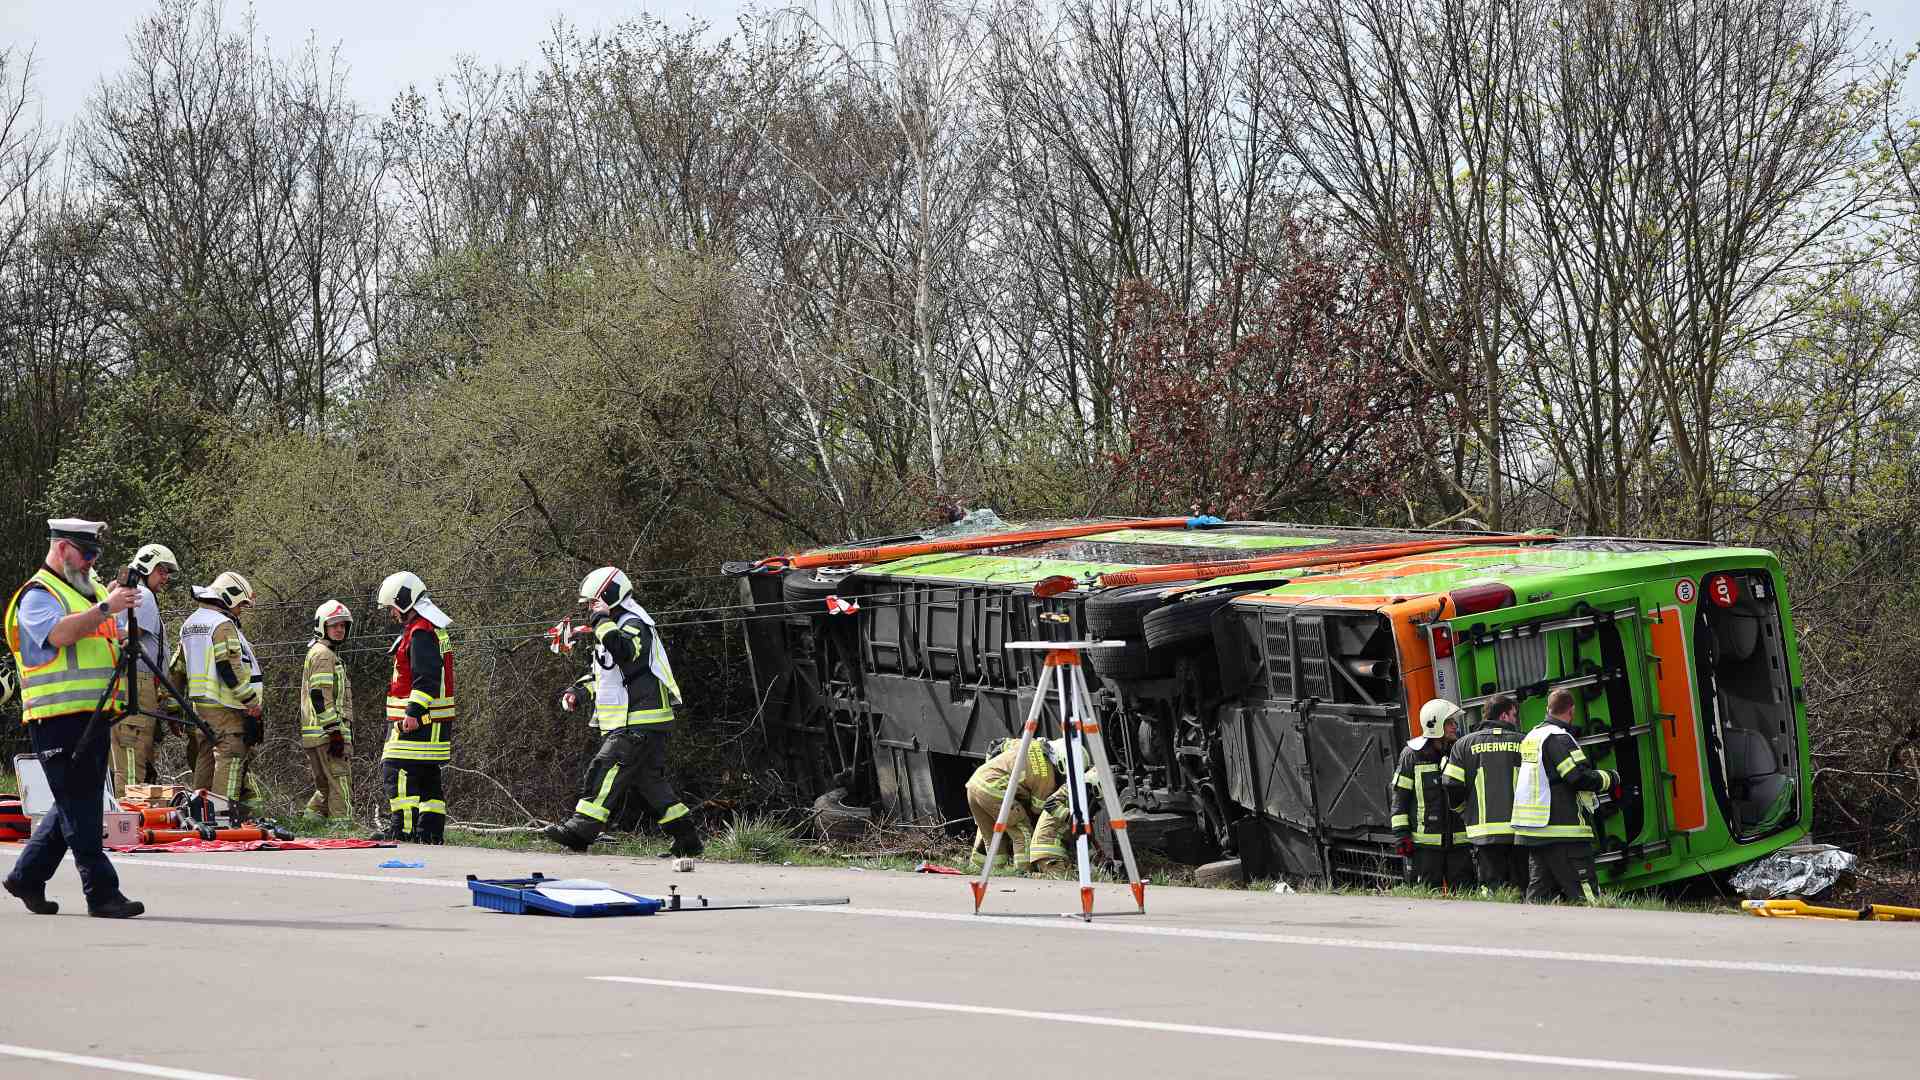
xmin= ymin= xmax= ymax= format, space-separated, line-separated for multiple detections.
xmin=467 ymin=873 xmax=850 ymax=916
xmin=1743 ymin=899 xmax=1920 ymax=922
xmin=1730 ymin=844 xmax=1857 ymax=900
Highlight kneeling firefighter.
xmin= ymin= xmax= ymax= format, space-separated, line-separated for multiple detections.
xmin=1391 ymin=699 xmax=1471 ymax=889
xmin=543 ymin=567 xmax=702 ymax=857
xmin=378 ymin=572 xmax=454 ymax=843
xmin=172 ymin=571 xmax=264 ymax=817
xmin=966 ymin=737 xmax=1081 ymax=872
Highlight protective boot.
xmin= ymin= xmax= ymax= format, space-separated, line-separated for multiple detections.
xmin=665 ymin=816 xmax=703 ymax=858
xmin=383 ymin=811 xmax=414 ymax=843
xmin=87 ymin=892 xmax=146 ymax=919
xmin=418 ymin=814 xmax=446 ymax=845
xmin=543 ymin=816 xmax=600 ymax=853
xmin=3 ymin=876 xmax=58 ymax=916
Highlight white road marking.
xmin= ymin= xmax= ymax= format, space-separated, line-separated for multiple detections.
xmin=795 ymin=904 xmax=1920 ymax=983
xmin=592 ymin=975 xmax=1789 ymax=1079
xmin=0 ymin=1042 xmax=258 ymax=1080
xmin=88 ymin=858 xmax=1920 ymax=982
xmin=99 ymin=858 xmax=464 ymax=889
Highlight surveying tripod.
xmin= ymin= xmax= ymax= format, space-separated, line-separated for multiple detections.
xmin=77 ymin=569 xmax=213 ymax=761
xmin=971 ymin=639 xmax=1145 ymax=922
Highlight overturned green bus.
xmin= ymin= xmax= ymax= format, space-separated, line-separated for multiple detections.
xmin=733 ymin=519 xmax=1808 ymax=889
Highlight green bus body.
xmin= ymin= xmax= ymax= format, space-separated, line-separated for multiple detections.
xmin=738 ymin=523 xmax=1809 ymax=890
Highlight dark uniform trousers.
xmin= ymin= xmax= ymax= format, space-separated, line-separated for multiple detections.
xmin=5 ymin=714 xmax=121 ymax=902
xmin=581 ymin=727 xmax=680 ymax=834
xmin=1408 ymin=846 xmax=1475 ymax=889
xmin=1526 ymin=841 xmax=1600 ymax=903
xmin=383 ymin=759 xmax=446 ymax=844
xmin=1471 ymin=843 xmax=1531 ymax=890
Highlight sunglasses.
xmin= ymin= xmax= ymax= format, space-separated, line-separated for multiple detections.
xmin=67 ymin=541 xmax=102 ymax=562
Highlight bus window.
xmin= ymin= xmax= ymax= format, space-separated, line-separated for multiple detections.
xmin=1695 ymin=570 xmax=1798 ymax=841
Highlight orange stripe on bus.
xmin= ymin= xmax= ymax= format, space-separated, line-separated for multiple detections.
xmin=1649 ymin=605 xmax=1708 ymax=833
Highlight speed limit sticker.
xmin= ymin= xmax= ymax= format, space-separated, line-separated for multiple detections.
xmin=1674 ymin=578 xmax=1696 ymax=604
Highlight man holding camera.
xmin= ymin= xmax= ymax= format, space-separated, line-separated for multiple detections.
xmin=2 ymin=517 xmax=146 ymax=918
xmin=110 ymin=543 xmax=180 ymax=796
xmin=172 ymin=571 xmax=263 ymax=818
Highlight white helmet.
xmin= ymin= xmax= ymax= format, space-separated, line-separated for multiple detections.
xmin=131 ymin=543 xmax=179 ymax=576
xmin=1418 ymin=698 xmax=1464 ymax=740
xmin=207 ymin=571 xmax=254 ymax=610
xmin=578 ymin=566 xmax=633 ymax=609
xmin=378 ymin=571 xmax=427 ymax=613
xmin=1045 ymin=738 xmax=1068 ymax=772
xmin=313 ymin=599 xmax=353 ymax=639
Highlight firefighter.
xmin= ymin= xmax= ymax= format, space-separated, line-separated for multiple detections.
xmin=1442 ymin=693 xmax=1529 ymax=890
xmin=299 ymin=601 xmax=355 ymax=819
xmin=1514 ymin=687 xmax=1620 ymax=903
xmin=2 ymin=518 xmax=145 ymax=918
xmin=543 ymin=568 xmax=702 ymax=857
xmin=110 ymin=543 xmax=179 ymax=796
xmin=172 ymin=571 xmax=263 ymax=817
xmin=1392 ymin=699 xmax=1471 ymax=888
xmin=377 ymin=571 xmax=453 ymax=844
xmin=965 ymin=737 xmax=1070 ymax=871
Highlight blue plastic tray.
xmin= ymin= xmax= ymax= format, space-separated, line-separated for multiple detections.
xmin=466 ymin=873 xmax=664 ymax=917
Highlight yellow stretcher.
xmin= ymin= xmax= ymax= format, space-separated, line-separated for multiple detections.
xmin=1742 ymin=899 xmax=1920 ymax=922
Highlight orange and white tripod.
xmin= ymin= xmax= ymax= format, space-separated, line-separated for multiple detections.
xmin=971 ymin=639 xmax=1145 ymax=922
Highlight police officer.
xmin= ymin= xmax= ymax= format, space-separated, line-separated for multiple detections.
xmin=2 ymin=518 xmax=145 ymax=918
xmin=543 ymin=568 xmax=702 ymax=857
xmin=377 ymin=572 xmax=453 ymax=843
xmin=1443 ymin=694 xmax=1528 ymax=890
xmin=172 ymin=571 xmax=263 ymax=817
xmin=299 ymin=601 xmax=355 ymax=819
xmin=1392 ymin=699 xmax=1470 ymax=888
xmin=111 ymin=543 xmax=179 ymax=796
xmin=1514 ymin=687 xmax=1620 ymax=903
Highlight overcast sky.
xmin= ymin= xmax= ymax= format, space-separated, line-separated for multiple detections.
xmin=4 ymin=0 xmax=1919 ymax=130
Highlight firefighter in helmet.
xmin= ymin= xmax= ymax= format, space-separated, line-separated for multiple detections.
xmin=299 ymin=600 xmax=355 ymax=819
xmin=543 ymin=567 xmax=702 ymax=857
xmin=1391 ymin=699 xmax=1471 ymax=888
xmin=171 ymin=571 xmax=263 ymax=817
xmin=965 ymin=736 xmax=1082 ymax=871
xmin=377 ymin=572 xmax=454 ymax=843
xmin=110 ymin=543 xmax=179 ymax=795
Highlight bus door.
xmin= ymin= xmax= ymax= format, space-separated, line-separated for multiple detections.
xmin=1435 ymin=585 xmax=1667 ymax=869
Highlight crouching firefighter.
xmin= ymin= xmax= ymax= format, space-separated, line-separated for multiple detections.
xmin=543 ymin=568 xmax=702 ymax=857
xmin=378 ymin=572 xmax=454 ymax=843
xmin=299 ymin=601 xmax=355 ymax=819
xmin=1513 ymin=687 xmax=1620 ymax=903
xmin=965 ymin=737 xmax=1071 ymax=871
xmin=1392 ymin=699 xmax=1471 ymax=889
xmin=173 ymin=572 xmax=264 ymax=818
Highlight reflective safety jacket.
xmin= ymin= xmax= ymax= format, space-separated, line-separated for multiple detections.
xmin=1391 ymin=737 xmax=1466 ymax=847
xmin=1512 ymin=723 xmax=1615 ymax=846
xmin=1443 ymin=721 xmax=1524 ymax=845
xmin=176 ymin=605 xmax=262 ymax=712
xmin=578 ymin=611 xmax=674 ymax=732
xmin=4 ymin=568 xmax=123 ymax=723
xmin=300 ymin=639 xmax=354 ymax=748
xmin=383 ymin=614 xmax=454 ymax=762
xmin=966 ymin=740 xmax=1061 ymax=814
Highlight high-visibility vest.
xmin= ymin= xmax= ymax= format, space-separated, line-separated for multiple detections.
xmin=179 ymin=606 xmax=260 ymax=711
xmin=384 ymin=615 xmax=454 ymax=762
xmin=4 ymin=568 xmax=123 ymax=724
xmin=588 ymin=613 xmax=674 ymax=732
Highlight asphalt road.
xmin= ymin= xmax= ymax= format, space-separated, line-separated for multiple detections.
xmin=3 ymin=843 xmax=1916 ymax=1079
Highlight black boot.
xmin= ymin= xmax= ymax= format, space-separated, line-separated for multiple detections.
xmin=545 ymin=815 xmax=601 ymax=853
xmin=419 ymin=815 xmax=446 ymax=845
xmin=665 ymin=817 xmax=703 ymax=858
xmin=3 ymin=876 xmax=58 ymax=915
xmin=88 ymin=892 xmax=146 ymax=919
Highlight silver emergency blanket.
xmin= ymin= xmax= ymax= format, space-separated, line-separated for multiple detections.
xmin=1729 ymin=844 xmax=1857 ymax=900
